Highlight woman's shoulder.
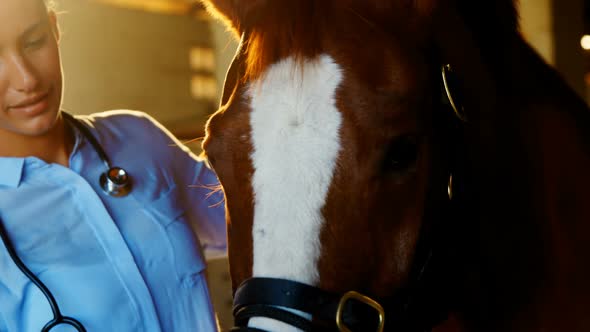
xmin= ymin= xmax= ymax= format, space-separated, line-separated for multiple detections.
xmin=77 ymin=110 xmax=175 ymax=142
xmin=80 ymin=110 xmax=163 ymax=132
xmin=75 ymin=110 xmax=197 ymax=160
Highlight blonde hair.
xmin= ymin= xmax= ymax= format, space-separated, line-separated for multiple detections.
xmin=43 ymin=0 xmax=56 ymax=10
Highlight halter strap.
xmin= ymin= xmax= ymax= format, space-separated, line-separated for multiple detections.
xmin=232 ymin=277 xmax=399 ymax=332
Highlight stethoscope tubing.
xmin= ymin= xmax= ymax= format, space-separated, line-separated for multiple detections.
xmin=63 ymin=112 xmax=132 ymax=197
xmin=62 ymin=112 xmax=111 ymax=169
xmin=0 ymin=218 xmax=86 ymax=331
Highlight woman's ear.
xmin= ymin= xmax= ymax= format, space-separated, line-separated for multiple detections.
xmin=200 ymin=0 xmax=266 ymax=39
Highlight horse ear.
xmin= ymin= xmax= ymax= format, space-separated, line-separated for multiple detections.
xmin=200 ymin=0 xmax=266 ymax=37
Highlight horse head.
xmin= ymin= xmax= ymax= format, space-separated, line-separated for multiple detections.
xmin=201 ymin=1 xmax=462 ymax=330
xmin=201 ymin=0 xmax=590 ymax=331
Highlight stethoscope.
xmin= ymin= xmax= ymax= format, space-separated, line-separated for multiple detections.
xmin=0 ymin=112 xmax=132 ymax=331
xmin=63 ymin=112 xmax=132 ymax=197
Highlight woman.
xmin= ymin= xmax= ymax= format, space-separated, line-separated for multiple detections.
xmin=0 ymin=0 xmax=226 ymax=331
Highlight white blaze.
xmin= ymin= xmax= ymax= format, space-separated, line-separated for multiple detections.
xmin=247 ymin=55 xmax=343 ymax=331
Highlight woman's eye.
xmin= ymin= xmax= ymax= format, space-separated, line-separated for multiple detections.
xmin=382 ymin=135 xmax=419 ymax=174
xmin=25 ymin=35 xmax=47 ymax=49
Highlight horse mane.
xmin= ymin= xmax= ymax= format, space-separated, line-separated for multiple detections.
xmin=454 ymin=0 xmax=519 ymax=66
xmin=456 ymin=0 xmax=518 ymax=35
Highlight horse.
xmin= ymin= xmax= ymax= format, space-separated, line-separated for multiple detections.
xmin=200 ymin=0 xmax=590 ymax=331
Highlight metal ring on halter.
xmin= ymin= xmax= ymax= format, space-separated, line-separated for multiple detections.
xmin=336 ymin=291 xmax=385 ymax=332
xmin=448 ymin=174 xmax=453 ymax=200
xmin=441 ymin=64 xmax=467 ymax=122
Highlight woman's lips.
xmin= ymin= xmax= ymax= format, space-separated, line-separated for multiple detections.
xmin=9 ymin=92 xmax=50 ymax=116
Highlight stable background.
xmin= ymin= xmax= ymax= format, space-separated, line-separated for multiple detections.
xmin=53 ymin=0 xmax=589 ymax=330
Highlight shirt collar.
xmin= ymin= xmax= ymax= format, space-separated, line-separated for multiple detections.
xmin=0 ymin=119 xmax=84 ymax=188
xmin=0 ymin=158 xmax=25 ymax=188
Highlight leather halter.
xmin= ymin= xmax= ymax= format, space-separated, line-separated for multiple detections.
xmin=229 ymin=64 xmax=466 ymax=332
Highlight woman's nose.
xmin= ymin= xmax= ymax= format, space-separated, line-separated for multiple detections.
xmin=7 ymin=53 xmax=40 ymax=93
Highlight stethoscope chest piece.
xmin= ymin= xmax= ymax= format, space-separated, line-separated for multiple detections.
xmin=100 ymin=167 xmax=132 ymax=197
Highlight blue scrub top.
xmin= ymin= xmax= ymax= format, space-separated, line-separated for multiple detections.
xmin=0 ymin=110 xmax=226 ymax=332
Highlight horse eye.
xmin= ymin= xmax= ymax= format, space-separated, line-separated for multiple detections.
xmin=382 ymin=135 xmax=419 ymax=174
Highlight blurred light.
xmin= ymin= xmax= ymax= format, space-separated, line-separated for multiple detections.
xmin=91 ymin=0 xmax=201 ymax=16
xmin=581 ymin=35 xmax=590 ymax=50
xmin=191 ymin=75 xmax=217 ymax=100
xmin=190 ymin=47 xmax=216 ymax=71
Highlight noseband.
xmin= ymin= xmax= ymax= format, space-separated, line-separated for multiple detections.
xmin=229 ymin=64 xmax=466 ymax=332
xmin=231 ymin=278 xmax=388 ymax=332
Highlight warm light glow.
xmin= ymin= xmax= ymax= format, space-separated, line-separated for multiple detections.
xmin=191 ymin=75 xmax=217 ymax=100
xmin=190 ymin=47 xmax=216 ymax=71
xmin=90 ymin=0 xmax=205 ymax=16
xmin=581 ymin=35 xmax=590 ymax=50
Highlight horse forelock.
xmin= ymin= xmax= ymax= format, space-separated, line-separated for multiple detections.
xmin=204 ymin=0 xmax=519 ymax=82
xmin=241 ymin=0 xmax=420 ymax=81
xmin=242 ymin=0 xmax=325 ymax=80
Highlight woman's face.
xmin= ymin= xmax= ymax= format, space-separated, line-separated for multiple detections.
xmin=0 ymin=0 xmax=63 ymax=137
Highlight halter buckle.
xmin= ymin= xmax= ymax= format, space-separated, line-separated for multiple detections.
xmin=335 ymin=291 xmax=385 ymax=332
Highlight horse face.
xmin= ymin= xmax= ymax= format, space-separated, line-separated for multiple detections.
xmin=202 ymin=0 xmax=439 ymax=298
